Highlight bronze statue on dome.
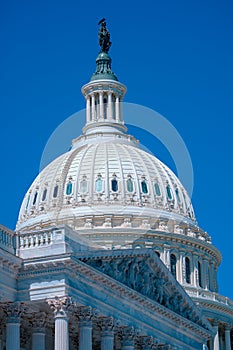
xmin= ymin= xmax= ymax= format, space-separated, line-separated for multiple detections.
xmin=98 ymin=18 xmax=112 ymax=53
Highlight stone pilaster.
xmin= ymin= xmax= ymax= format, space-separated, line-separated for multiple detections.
xmin=120 ymin=326 xmax=136 ymax=350
xmin=47 ymin=296 xmax=71 ymax=350
xmin=31 ymin=312 xmax=47 ymax=350
xmin=75 ymin=306 xmax=96 ymax=350
xmin=5 ymin=302 xmax=22 ymax=350
xmin=99 ymin=316 xmax=114 ymax=350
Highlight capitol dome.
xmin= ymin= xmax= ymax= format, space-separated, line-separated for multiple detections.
xmin=16 ymin=34 xmax=209 ymax=249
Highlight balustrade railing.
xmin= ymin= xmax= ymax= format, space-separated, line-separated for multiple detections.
xmin=0 ymin=224 xmax=16 ymax=253
xmin=185 ymin=286 xmax=233 ymax=310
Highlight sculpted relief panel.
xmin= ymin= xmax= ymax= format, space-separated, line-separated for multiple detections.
xmin=84 ymin=254 xmax=204 ymax=326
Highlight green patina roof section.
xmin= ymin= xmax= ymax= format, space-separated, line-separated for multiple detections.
xmin=91 ymin=52 xmax=118 ymax=81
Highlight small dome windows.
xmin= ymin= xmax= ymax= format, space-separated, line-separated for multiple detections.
xmin=80 ymin=176 xmax=88 ymax=194
xmin=32 ymin=191 xmax=38 ymax=205
xmin=111 ymin=174 xmax=118 ymax=192
xmin=42 ymin=188 xmax=47 ymax=201
xmin=66 ymin=182 xmax=72 ymax=195
xmin=141 ymin=177 xmax=148 ymax=194
xmin=175 ymin=188 xmax=181 ymax=203
xmin=166 ymin=185 xmax=173 ymax=200
xmin=154 ymin=183 xmax=161 ymax=196
xmin=95 ymin=174 xmax=103 ymax=192
xmin=53 ymin=185 xmax=59 ymax=198
xmin=126 ymin=175 xmax=134 ymax=193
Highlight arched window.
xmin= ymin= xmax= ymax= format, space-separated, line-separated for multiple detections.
xmin=80 ymin=177 xmax=87 ymax=194
xmin=170 ymin=254 xmax=177 ymax=278
xmin=154 ymin=183 xmax=161 ymax=196
xmin=42 ymin=188 xmax=47 ymax=201
xmin=185 ymin=257 xmax=191 ymax=283
xmin=33 ymin=191 xmax=38 ymax=205
xmin=111 ymin=178 xmax=118 ymax=192
xmin=166 ymin=185 xmax=173 ymax=200
xmin=95 ymin=175 xmax=103 ymax=192
xmin=175 ymin=188 xmax=181 ymax=203
xmin=66 ymin=182 xmax=72 ymax=195
xmin=53 ymin=185 xmax=58 ymax=198
xmin=141 ymin=180 xmax=148 ymax=194
xmin=198 ymin=261 xmax=203 ymax=288
xmin=126 ymin=177 xmax=134 ymax=192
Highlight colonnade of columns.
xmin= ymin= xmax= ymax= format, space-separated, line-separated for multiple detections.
xmin=161 ymin=245 xmax=217 ymax=292
xmin=86 ymin=91 xmax=122 ymax=124
xmin=0 ymin=298 xmax=198 ymax=350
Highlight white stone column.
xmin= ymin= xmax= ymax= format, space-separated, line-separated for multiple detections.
xmin=225 ymin=326 xmax=232 ymax=350
xmin=213 ymin=323 xmax=220 ymax=350
xmin=76 ymin=306 xmax=95 ymax=350
xmin=32 ymin=330 xmax=46 ymax=350
xmin=107 ymin=92 xmax=113 ymax=120
xmin=6 ymin=321 xmax=20 ymax=350
xmin=91 ymin=94 xmax=96 ymax=121
xmin=32 ymin=312 xmax=46 ymax=350
xmin=100 ymin=317 xmax=114 ymax=350
xmin=115 ymin=96 xmax=120 ymax=122
xmin=121 ymin=326 xmax=135 ymax=350
xmin=163 ymin=244 xmax=171 ymax=269
xmin=86 ymin=96 xmax=91 ymax=122
xmin=99 ymin=92 xmax=104 ymax=120
xmin=5 ymin=302 xmax=22 ymax=350
xmin=178 ymin=250 xmax=185 ymax=284
xmin=192 ymin=254 xmax=198 ymax=287
xmin=47 ymin=296 xmax=70 ymax=350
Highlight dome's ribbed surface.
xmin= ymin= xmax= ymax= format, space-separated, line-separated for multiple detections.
xmin=17 ymin=139 xmax=195 ymax=232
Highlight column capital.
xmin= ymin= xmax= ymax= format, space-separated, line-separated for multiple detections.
xmin=47 ymin=296 xmax=71 ymax=318
xmin=31 ymin=311 xmax=47 ymax=332
xmin=120 ymin=326 xmax=136 ymax=345
xmin=74 ymin=305 xmax=97 ymax=325
xmin=99 ymin=316 xmax=114 ymax=332
xmin=224 ymin=324 xmax=232 ymax=331
xmin=4 ymin=301 xmax=24 ymax=323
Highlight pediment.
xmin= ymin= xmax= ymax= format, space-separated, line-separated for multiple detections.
xmin=80 ymin=248 xmax=209 ymax=329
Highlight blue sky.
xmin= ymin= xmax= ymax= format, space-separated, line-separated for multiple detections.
xmin=1 ymin=0 xmax=233 ymax=299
